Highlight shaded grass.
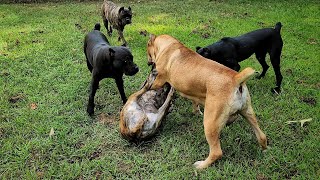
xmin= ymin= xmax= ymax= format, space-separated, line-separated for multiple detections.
xmin=0 ymin=0 xmax=319 ymax=179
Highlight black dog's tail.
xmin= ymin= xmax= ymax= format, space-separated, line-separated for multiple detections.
xmin=94 ymin=23 xmax=101 ymax=31
xmin=274 ymin=22 xmax=282 ymax=33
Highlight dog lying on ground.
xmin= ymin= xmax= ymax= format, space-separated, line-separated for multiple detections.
xmin=120 ymin=67 xmax=174 ymax=142
xmin=101 ymin=0 xmax=132 ymax=46
xmin=84 ymin=23 xmax=139 ymax=115
xmin=196 ymin=22 xmax=283 ymax=94
xmin=147 ymin=34 xmax=267 ymax=169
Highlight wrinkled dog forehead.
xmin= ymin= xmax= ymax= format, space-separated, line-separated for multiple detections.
xmin=120 ymin=8 xmax=132 ymax=17
xmin=114 ymin=47 xmax=133 ymax=59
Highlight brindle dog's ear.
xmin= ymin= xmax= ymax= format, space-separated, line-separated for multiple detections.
xmin=119 ymin=7 xmax=124 ymax=13
xmin=128 ymin=6 xmax=131 ymax=11
xmin=196 ymin=46 xmax=202 ymax=51
xmin=109 ymin=48 xmax=115 ymax=58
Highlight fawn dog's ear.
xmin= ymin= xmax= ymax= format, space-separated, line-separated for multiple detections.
xmin=148 ymin=34 xmax=156 ymax=45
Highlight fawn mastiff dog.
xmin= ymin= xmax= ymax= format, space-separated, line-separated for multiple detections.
xmin=147 ymin=34 xmax=267 ymax=169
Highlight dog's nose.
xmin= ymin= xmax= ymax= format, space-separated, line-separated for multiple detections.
xmin=134 ymin=66 xmax=139 ymax=73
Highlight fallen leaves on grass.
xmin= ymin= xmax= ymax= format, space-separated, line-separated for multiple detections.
xmin=75 ymin=23 xmax=87 ymax=33
xmin=307 ymin=38 xmax=317 ymax=45
xmin=1 ymin=70 xmax=10 ymax=76
xmin=98 ymin=113 xmax=116 ymax=125
xmin=300 ymin=96 xmax=317 ymax=106
xmin=36 ymin=171 xmax=45 ymax=179
xmin=49 ymin=128 xmax=55 ymax=137
xmin=190 ymin=22 xmax=212 ymax=39
xmin=0 ymin=128 xmax=4 ymax=138
xmin=9 ymin=94 xmax=24 ymax=103
xmin=139 ymin=30 xmax=148 ymax=36
xmin=89 ymin=149 xmax=102 ymax=161
xmin=30 ymin=103 xmax=38 ymax=110
xmin=286 ymin=118 xmax=312 ymax=127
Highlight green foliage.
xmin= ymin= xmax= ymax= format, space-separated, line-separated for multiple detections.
xmin=0 ymin=0 xmax=319 ymax=179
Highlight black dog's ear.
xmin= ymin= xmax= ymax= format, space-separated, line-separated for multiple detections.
xmin=222 ymin=37 xmax=240 ymax=50
xmin=109 ymin=48 xmax=115 ymax=58
xmin=128 ymin=6 xmax=131 ymax=11
xmin=119 ymin=7 xmax=124 ymax=13
xmin=203 ymin=47 xmax=209 ymax=52
xmin=221 ymin=37 xmax=231 ymax=42
xmin=196 ymin=46 xmax=202 ymax=51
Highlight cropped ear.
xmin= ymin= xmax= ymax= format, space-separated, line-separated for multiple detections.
xmin=221 ymin=37 xmax=231 ymax=42
xmin=128 ymin=6 xmax=131 ymax=11
xmin=149 ymin=34 xmax=156 ymax=45
xmin=221 ymin=37 xmax=239 ymax=48
xmin=203 ymin=47 xmax=209 ymax=53
xmin=109 ymin=48 xmax=115 ymax=58
xmin=196 ymin=46 xmax=202 ymax=51
xmin=119 ymin=7 xmax=124 ymax=13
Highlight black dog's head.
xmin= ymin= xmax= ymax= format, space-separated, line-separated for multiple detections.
xmin=119 ymin=6 xmax=132 ymax=25
xmin=109 ymin=47 xmax=138 ymax=76
xmin=196 ymin=46 xmax=211 ymax=59
xmin=196 ymin=38 xmax=240 ymax=71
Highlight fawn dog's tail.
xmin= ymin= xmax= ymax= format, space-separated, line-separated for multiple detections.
xmin=234 ymin=67 xmax=256 ymax=85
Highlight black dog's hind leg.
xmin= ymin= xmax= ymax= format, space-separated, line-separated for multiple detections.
xmin=115 ymin=76 xmax=127 ymax=104
xmin=270 ymin=49 xmax=283 ymax=94
xmin=87 ymin=73 xmax=101 ymax=115
xmin=84 ymin=42 xmax=93 ymax=73
xmin=86 ymin=60 xmax=93 ymax=73
xmin=255 ymin=51 xmax=269 ymax=79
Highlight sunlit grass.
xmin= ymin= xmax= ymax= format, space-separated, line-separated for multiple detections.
xmin=0 ymin=0 xmax=319 ymax=179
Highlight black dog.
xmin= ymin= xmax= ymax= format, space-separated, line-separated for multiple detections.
xmin=84 ymin=23 xmax=139 ymax=115
xmin=101 ymin=0 xmax=132 ymax=46
xmin=196 ymin=22 xmax=283 ymax=94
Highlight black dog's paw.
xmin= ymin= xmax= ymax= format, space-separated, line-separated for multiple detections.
xmin=271 ymin=87 xmax=281 ymax=94
xmin=87 ymin=105 xmax=95 ymax=116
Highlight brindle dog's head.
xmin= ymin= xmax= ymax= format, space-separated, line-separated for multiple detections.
xmin=118 ymin=6 xmax=132 ymax=25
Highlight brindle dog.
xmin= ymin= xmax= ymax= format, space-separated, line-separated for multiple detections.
xmin=101 ymin=1 xmax=132 ymax=46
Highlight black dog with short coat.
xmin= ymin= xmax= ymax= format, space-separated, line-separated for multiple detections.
xmin=196 ymin=22 xmax=283 ymax=94
xmin=84 ymin=23 xmax=139 ymax=115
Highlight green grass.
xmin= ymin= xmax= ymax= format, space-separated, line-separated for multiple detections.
xmin=0 ymin=0 xmax=319 ymax=179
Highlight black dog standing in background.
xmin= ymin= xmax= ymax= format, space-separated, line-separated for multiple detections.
xmin=196 ymin=22 xmax=283 ymax=94
xmin=84 ymin=23 xmax=139 ymax=115
xmin=101 ymin=0 xmax=132 ymax=46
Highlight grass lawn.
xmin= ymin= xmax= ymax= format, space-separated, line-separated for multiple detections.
xmin=0 ymin=0 xmax=319 ymax=179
